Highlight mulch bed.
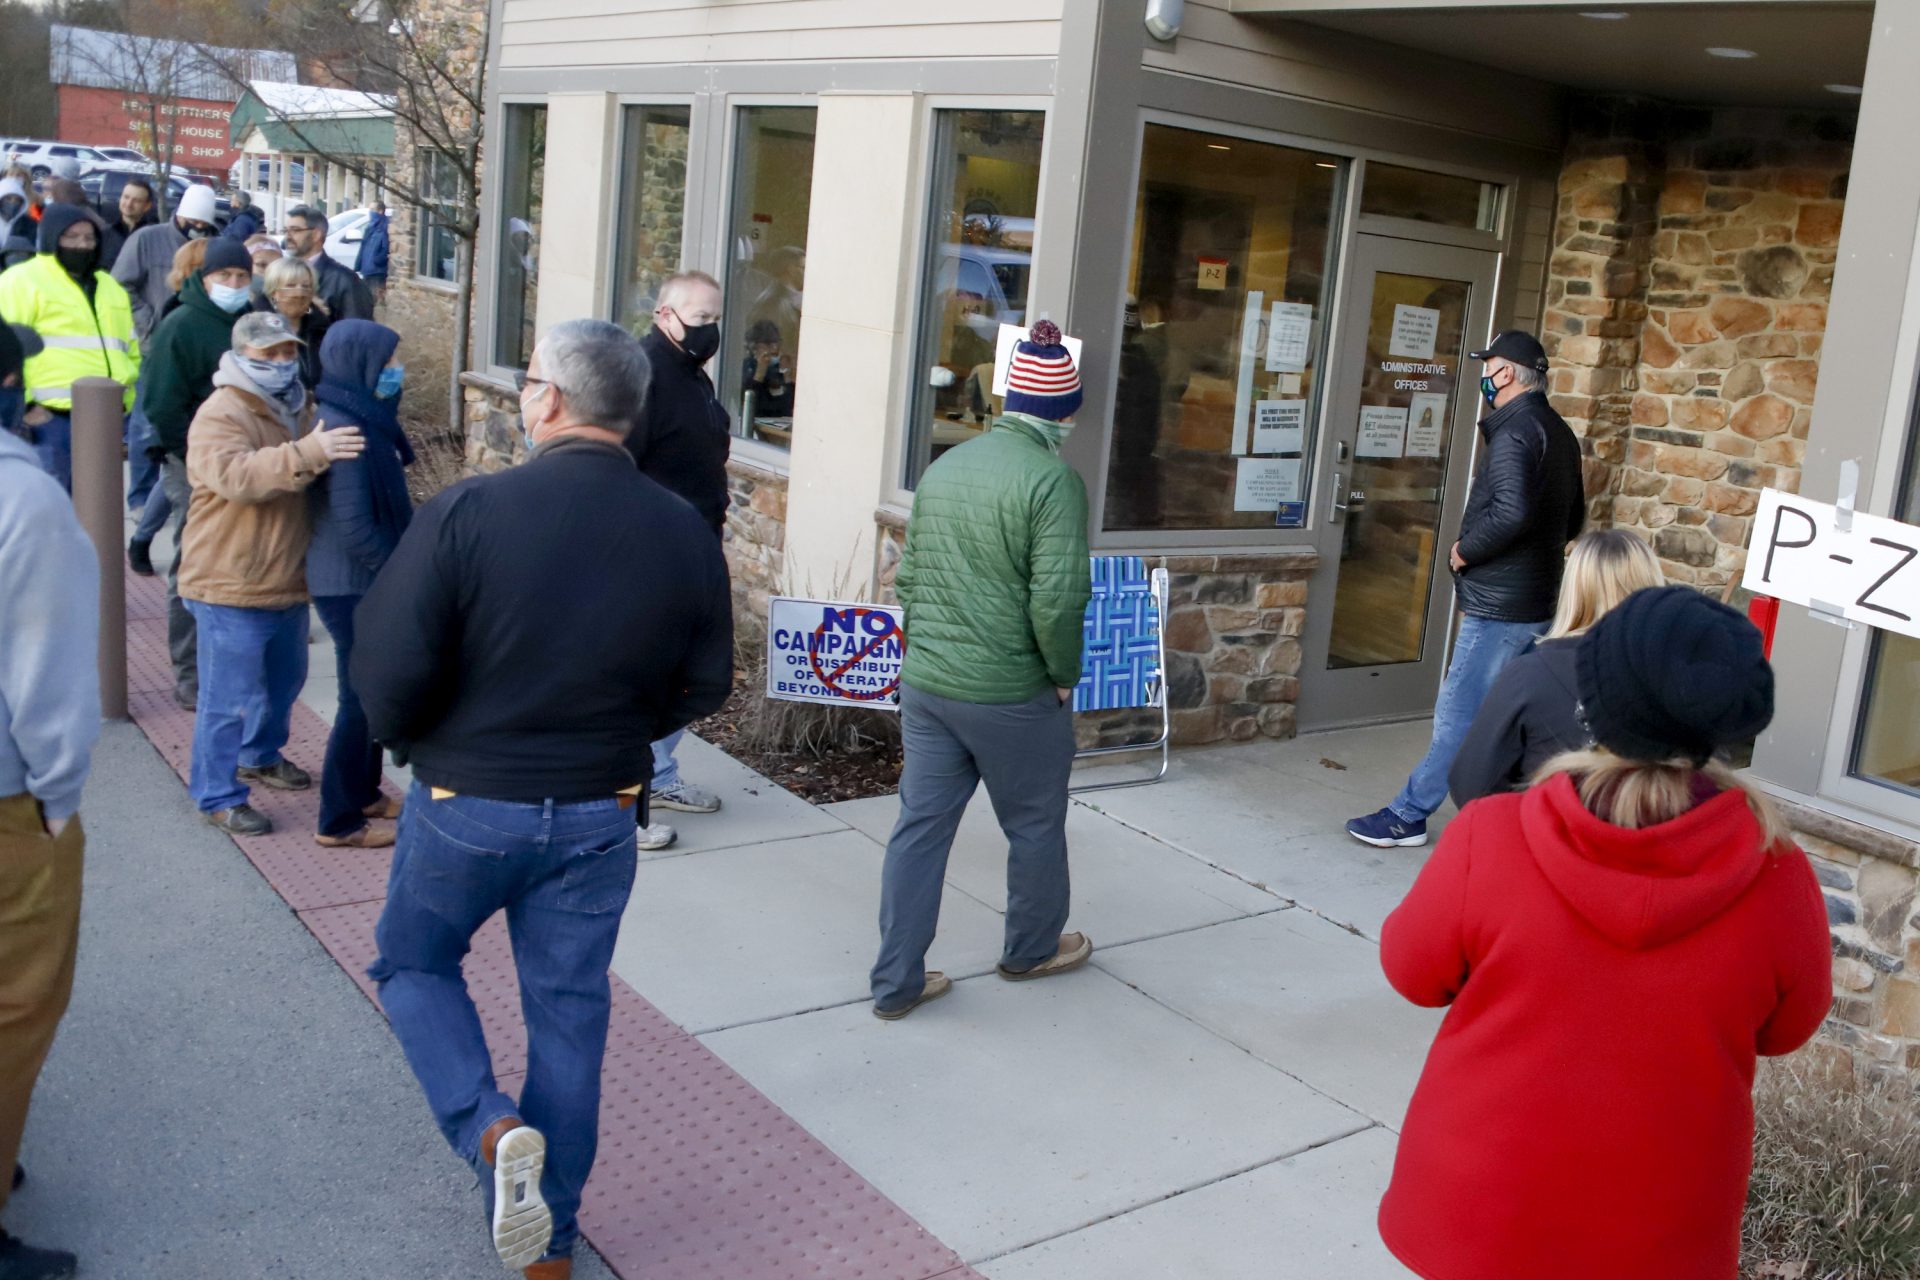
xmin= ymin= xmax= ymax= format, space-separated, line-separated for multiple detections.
xmin=692 ymin=680 xmax=903 ymax=805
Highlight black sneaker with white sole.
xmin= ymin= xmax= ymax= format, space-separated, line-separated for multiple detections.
xmin=237 ymin=758 xmax=312 ymax=791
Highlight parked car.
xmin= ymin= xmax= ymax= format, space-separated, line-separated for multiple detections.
xmin=938 ymin=243 xmax=1033 ymax=341
xmin=323 ymin=207 xmax=372 ymax=269
xmin=1 ymin=138 xmax=117 ymax=179
xmin=78 ymin=170 xmax=234 ymax=227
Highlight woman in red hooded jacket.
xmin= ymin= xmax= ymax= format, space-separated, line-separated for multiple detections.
xmin=1378 ymin=585 xmax=1833 ymax=1280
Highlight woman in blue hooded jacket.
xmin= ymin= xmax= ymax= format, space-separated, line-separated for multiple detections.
xmin=306 ymin=319 xmax=412 ymax=848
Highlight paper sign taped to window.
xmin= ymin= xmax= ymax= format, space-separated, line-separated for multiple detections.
xmin=1743 ymin=490 xmax=1920 ymax=641
xmin=1406 ymin=392 xmax=1448 ymax=458
xmin=991 ymin=323 xmax=1086 ymax=398
xmin=1234 ymin=457 xmax=1302 ymax=511
xmin=1197 ymin=256 xmax=1229 ymax=291
xmin=1252 ymin=399 xmax=1307 ymax=455
xmin=1265 ymin=301 xmax=1313 ymax=373
xmin=1389 ymin=304 xmax=1440 ymax=360
xmin=1357 ymin=406 xmax=1409 ymax=459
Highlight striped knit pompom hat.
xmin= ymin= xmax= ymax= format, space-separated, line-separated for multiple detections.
xmin=1004 ymin=319 xmax=1083 ymax=422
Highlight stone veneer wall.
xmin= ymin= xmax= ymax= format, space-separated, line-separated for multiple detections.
xmin=1542 ymin=97 xmax=1853 ymax=591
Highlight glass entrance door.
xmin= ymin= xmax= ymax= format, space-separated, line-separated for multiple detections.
xmin=1297 ymin=235 xmax=1499 ymax=729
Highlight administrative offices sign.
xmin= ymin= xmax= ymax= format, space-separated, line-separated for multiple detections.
xmin=766 ymin=598 xmax=905 ymax=709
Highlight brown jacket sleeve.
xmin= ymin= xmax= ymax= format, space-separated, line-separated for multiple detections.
xmin=186 ymin=392 xmax=332 ymax=504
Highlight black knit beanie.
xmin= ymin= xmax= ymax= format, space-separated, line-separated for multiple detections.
xmin=201 ymin=238 xmax=254 ymax=278
xmin=1575 ymin=585 xmax=1774 ymax=765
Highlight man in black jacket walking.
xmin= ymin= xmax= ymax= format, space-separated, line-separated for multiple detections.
xmin=1347 ymin=330 xmax=1584 ymax=848
xmin=353 ymin=318 xmax=732 ymax=1278
xmin=627 ymin=270 xmax=734 ymax=840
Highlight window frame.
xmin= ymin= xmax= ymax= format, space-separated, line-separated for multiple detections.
xmin=412 ymin=146 xmax=462 ymax=287
xmin=713 ymin=94 xmax=820 ymax=475
xmin=484 ymin=97 xmax=549 ymax=377
xmin=897 ymin=97 xmax=1054 ymax=496
xmin=606 ymin=95 xmax=699 ymax=336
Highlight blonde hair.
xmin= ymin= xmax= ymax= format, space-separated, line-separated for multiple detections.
xmin=165 ymin=238 xmax=209 ymax=293
xmin=1535 ymin=749 xmax=1792 ymax=850
xmin=1545 ymin=529 xmax=1665 ymax=640
xmin=263 ymin=254 xmax=315 ymax=299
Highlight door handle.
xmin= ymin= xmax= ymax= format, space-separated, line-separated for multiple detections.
xmin=1330 ymin=474 xmax=1367 ymax=519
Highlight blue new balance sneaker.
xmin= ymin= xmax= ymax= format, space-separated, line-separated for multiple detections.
xmin=1346 ymin=806 xmax=1429 ymax=848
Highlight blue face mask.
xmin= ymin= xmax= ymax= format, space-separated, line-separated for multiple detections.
xmin=375 ymin=364 xmax=405 ymax=400
xmin=1479 ymin=374 xmax=1500 ymax=407
xmin=239 ymin=355 xmax=299 ymax=397
xmin=0 ymin=385 xmax=22 ymax=438
xmin=207 ymin=281 xmax=252 ymax=313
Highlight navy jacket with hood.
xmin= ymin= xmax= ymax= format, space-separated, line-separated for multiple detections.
xmin=306 ymin=320 xmax=412 ymax=597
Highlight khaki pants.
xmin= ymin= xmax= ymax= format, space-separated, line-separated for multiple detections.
xmin=0 ymin=794 xmax=83 ymax=1215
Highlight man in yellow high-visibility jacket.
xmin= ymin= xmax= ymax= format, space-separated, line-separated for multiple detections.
xmin=0 ymin=204 xmax=139 ymax=492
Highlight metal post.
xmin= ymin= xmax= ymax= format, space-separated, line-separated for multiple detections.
xmin=69 ymin=377 xmax=128 ymax=720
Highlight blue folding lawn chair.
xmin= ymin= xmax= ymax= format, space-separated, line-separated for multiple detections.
xmin=1069 ymin=556 xmax=1170 ymax=792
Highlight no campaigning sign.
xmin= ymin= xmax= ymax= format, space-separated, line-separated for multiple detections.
xmin=766 ymin=597 xmax=905 ymax=710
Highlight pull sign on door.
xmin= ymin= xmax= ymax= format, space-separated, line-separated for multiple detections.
xmin=1744 ymin=488 xmax=1920 ymax=638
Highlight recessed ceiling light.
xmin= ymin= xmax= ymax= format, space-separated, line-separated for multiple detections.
xmin=1315 ymin=161 xmax=1336 ymax=168
xmin=1580 ymin=10 xmax=1629 ymax=18
xmin=1706 ymin=47 xmax=1758 ymax=59
xmin=1825 ymin=83 xmax=1864 ymax=96
xmin=1207 ymin=143 xmax=1230 ymax=151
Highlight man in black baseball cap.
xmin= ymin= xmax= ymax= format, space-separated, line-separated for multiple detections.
xmin=1347 ymin=326 xmax=1585 ymax=849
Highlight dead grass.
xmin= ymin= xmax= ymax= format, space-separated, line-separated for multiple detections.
xmin=404 ymin=420 xmax=470 ymax=504
xmin=1743 ymin=1058 xmax=1920 ymax=1279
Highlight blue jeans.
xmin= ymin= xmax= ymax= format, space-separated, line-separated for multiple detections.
xmin=185 ymin=601 xmax=309 ymax=813
xmin=127 ymin=402 xmax=161 ymax=510
xmin=132 ymin=475 xmax=171 ymax=543
xmin=369 ymin=784 xmax=639 ymax=1260
xmin=314 ymin=595 xmax=383 ymax=838
xmin=25 ymin=412 xmax=71 ymax=493
xmin=871 ymin=686 xmax=1075 ymax=1012
xmin=1389 ymin=614 xmax=1541 ymax=823
xmin=649 ymin=730 xmax=683 ymax=792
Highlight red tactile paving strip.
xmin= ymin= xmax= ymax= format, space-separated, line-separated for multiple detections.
xmin=120 ymin=565 xmax=979 ymax=1280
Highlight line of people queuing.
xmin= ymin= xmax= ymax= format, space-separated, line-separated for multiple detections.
xmin=0 ymin=220 xmax=1838 ymax=1280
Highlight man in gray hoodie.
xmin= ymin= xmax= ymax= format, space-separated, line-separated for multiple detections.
xmin=0 ymin=319 xmax=98 ymax=1280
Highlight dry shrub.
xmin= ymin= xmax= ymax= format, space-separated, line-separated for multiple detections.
xmin=404 ymin=423 xmax=470 ymax=504
xmin=1743 ymin=1057 xmax=1920 ymax=1279
xmin=731 ymin=611 xmax=900 ymax=761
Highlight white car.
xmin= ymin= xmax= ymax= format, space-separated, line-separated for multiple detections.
xmin=324 ymin=207 xmax=372 ymax=270
xmin=1 ymin=138 xmax=115 ymax=179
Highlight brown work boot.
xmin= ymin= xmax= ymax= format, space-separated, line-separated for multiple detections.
xmin=479 ymin=1116 xmax=551 ymax=1270
xmin=523 ymin=1259 xmax=572 ymax=1279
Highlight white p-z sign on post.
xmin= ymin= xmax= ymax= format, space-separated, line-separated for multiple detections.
xmin=1743 ymin=489 xmax=1920 ymax=639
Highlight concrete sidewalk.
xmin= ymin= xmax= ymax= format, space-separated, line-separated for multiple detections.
xmin=608 ymin=726 xmax=1444 ymax=1277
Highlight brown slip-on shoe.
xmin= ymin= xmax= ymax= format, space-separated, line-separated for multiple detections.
xmin=998 ymin=932 xmax=1093 ymax=981
xmin=363 ymin=795 xmax=403 ymax=820
xmin=314 ymin=821 xmax=396 ymax=849
xmin=872 ymin=971 xmax=952 ymax=1021
xmin=523 ymin=1259 xmax=572 ymax=1280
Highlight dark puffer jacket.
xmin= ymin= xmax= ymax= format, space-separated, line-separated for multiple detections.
xmin=1453 ymin=389 xmax=1585 ymax=623
xmin=1448 ymin=637 xmax=1588 ymax=806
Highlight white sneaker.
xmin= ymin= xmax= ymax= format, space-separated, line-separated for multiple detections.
xmin=490 ymin=1125 xmax=552 ymax=1269
xmin=638 ymin=821 xmax=677 ymax=851
xmin=650 ymin=780 xmax=721 ymax=813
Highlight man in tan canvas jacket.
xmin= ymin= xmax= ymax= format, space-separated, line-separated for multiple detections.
xmin=180 ymin=311 xmax=364 ymax=836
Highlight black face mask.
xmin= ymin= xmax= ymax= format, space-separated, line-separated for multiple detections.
xmin=677 ymin=322 xmax=721 ymax=364
xmin=55 ymin=244 xmax=98 ymax=277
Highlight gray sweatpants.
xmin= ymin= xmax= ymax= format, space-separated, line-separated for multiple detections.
xmin=161 ymin=456 xmax=196 ymax=697
xmin=870 ymin=684 xmax=1076 ymax=1011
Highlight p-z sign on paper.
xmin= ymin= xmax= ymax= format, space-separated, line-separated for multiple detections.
xmin=1743 ymin=489 xmax=1920 ymax=640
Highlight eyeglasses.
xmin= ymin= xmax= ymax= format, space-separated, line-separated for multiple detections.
xmin=512 ymin=371 xmax=557 ymax=396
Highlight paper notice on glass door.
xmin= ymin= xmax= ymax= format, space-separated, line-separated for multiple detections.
xmin=1234 ymin=457 xmax=1303 ymax=511
xmin=1265 ymin=301 xmax=1313 ymax=373
xmin=1357 ymin=406 xmax=1409 ymax=458
xmin=1252 ymin=399 xmax=1307 ymax=454
xmin=1389 ymin=304 xmax=1440 ymax=360
xmin=1230 ymin=291 xmax=1265 ymax=455
xmin=1405 ymin=392 xmax=1448 ymax=458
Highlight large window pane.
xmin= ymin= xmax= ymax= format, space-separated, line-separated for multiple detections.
xmin=612 ymin=104 xmax=692 ymax=336
xmin=1360 ymin=162 xmax=1500 ymax=231
xmin=722 ymin=105 xmax=816 ymax=451
xmin=906 ymin=109 xmax=1045 ymax=487
xmin=415 ymin=148 xmax=459 ymax=283
xmin=492 ymin=103 xmax=546 ymax=371
xmin=1852 ymin=417 xmax=1920 ymax=796
xmin=1106 ymin=124 xmax=1342 ymax=531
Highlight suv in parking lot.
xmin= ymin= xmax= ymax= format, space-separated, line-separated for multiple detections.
xmin=2 ymin=138 xmax=118 ymax=178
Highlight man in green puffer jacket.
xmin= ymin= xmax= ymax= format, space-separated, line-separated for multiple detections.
xmin=870 ymin=320 xmax=1094 ymax=1020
